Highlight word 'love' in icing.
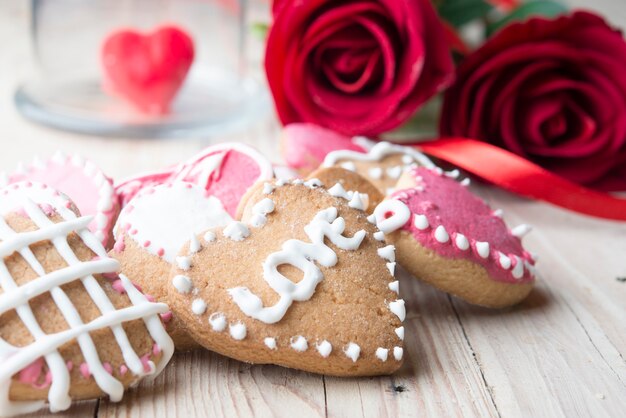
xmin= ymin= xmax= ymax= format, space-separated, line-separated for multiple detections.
xmin=228 ymin=207 xmax=366 ymax=324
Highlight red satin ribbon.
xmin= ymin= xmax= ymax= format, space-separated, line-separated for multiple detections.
xmin=417 ymin=138 xmax=626 ymax=221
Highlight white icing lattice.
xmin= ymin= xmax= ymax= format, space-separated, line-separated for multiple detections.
xmin=0 ymin=183 xmax=173 ymax=416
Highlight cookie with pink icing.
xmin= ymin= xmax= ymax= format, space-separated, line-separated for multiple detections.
xmin=374 ymin=167 xmax=537 ymax=308
xmin=115 ymin=142 xmax=273 ymax=216
xmin=1 ymin=152 xmax=120 ymax=248
xmin=111 ymin=181 xmax=233 ymax=350
xmin=0 ymin=182 xmax=173 ymax=416
xmin=167 ymin=179 xmax=404 ymax=376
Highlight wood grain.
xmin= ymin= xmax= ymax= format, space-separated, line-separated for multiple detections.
xmin=1 ymin=0 xmax=625 ymax=417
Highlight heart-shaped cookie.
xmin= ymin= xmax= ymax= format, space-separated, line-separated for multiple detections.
xmin=1 ymin=152 xmax=120 ymax=248
xmin=101 ymin=25 xmax=194 ymax=114
xmin=115 ymin=142 xmax=273 ymax=216
xmin=375 ymin=167 xmax=537 ymax=308
xmin=0 ymin=182 xmax=173 ymax=416
xmin=111 ymin=181 xmax=233 ymax=350
xmin=167 ymin=180 xmax=405 ymax=376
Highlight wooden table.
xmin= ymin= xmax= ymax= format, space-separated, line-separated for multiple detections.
xmin=1 ymin=1 xmax=625 ymax=417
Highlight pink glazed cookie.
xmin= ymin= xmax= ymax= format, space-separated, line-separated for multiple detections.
xmin=1 ymin=152 xmax=119 ymax=248
xmin=115 ymin=143 xmax=273 ymax=216
xmin=280 ymin=123 xmax=369 ymax=174
xmin=374 ymin=167 xmax=537 ymax=308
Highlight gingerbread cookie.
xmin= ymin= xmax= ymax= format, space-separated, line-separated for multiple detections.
xmin=115 ymin=142 xmax=273 ymax=216
xmin=1 ymin=152 xmax=120 ymax=248
xmin=111 ymin=181 xmax=233 ymax=350
xmin=0 ymin=182 xmax=173 ymax=416
xmin=374 ymin=167 xmax=536 ymax=308
xmin=307 ymin=167 xmax=384 ymax=213
xmin=167 ymin=180 xmax=405 ymax=376
xmin=323 ymin=141 xmax=436 ymax=196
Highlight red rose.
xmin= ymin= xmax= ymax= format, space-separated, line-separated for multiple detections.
xmin=266 ymin=0 xmax=454 ymax=137
xmin=440 ymin=11 xmax=626 ymax=190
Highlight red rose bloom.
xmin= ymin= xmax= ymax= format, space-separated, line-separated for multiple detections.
xmin=440 ymin=11 xmax=626 ymax=190
xmin=266 ymin=0 xmax=454 ymax=137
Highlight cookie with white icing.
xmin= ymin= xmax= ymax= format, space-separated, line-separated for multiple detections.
xmin=1 ymin=152 xmax=120 ymax=248
xmin=307 ymin=167 xmax=384 ymax=213
xmin=115 ymin=142 xmax=273 ymax=216
xmin=111 ymin=181 xmax=233 ymax=350
xmin=323 ymin=141 xmax=436 ymax=196
xmin=375 ymin=167 xmax=537 ymax=308
xmin=167 ymin=180 xmax=405 ymax=376
xmin=0 ymin=182 xmax=173 ymax=417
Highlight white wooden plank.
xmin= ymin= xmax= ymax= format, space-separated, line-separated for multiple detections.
xmin=98 ymin=350 xmax=326 ymax=418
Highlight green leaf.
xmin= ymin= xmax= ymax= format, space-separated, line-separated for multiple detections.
xmin=251 ymin=22 xmax=269 ymax=40
xmin=437 ymin=0 xmax=494 ymax=28
xmin=486 ymin=0 xmax=569 ymax=37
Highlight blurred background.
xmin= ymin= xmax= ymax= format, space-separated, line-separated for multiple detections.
xmin=0 ymin=0 xmax=624 ymax=180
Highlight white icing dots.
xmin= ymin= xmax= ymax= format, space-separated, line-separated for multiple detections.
xmin=386 ymin=262 xmax=396 ymax=276
xmin=204 ymin=231 xmax=216 ymax=242
xmin=223 ymin=222 xmax=250 ymax=241
xmin=250 ymin=198 xmax=275 ymax=228
xmin=434 ymin=225 xmax=450 ymax=243
xmin=316 ymin=340 xmax=332 ymax=358
xmin=328 ymin=182 xmax=347 ymax=197
xmin=343 ymin=343 xmax=360 ymax=362
xmin=366 ymin=214 xmax=376 ymax=224
xmin=455 ymin=234 xmax=470 ymax=251
xmin=395 ymin=327 xmax=405 ymax=341
xmin=191 ymin=299 xmax=207 ymax=315
xmin=475 ymin=241 xmax=490 ymax=258
xmin=368 ymin=167 xmax=383 ymax=179
xmin=304 ymin=178 xmax=322 ymax=189
xmin=376 ymin=347 xmax=389 ymax=362
xmin=176 ymin=256 xmax=192 ymax=271
xmin=511 ymin=224 xmax=532 ymax=238
xmin=189 ymin=235 xmax=201 ymax=254
xmin=373 ymin=200 xmax=410 ymax=234
xmin=209 ymin=312 xmax=227 ymax=332
xmin=262 ymin=182 xmax=275 ymax=194
xmin=386 ymin=166 xmax=403 ymax=179
xmin=393 ymin=346 xmax=403 ymax=361
xmin=373 ymin=231 xmax=385 ymax=241
xmin=348 ymin=193 xmax=365 ymax=211
xmin=290 ymin=336 xmax=308 ymax=352
xmin=172 ymin=275 xmax=193 ymax=294
xmin=389 ymin=281 xmax=399 ymax=294
xmin=512 ymin=256 xmax=524 ymax=279
xmin=377 ymin=245 xmax=396 ymax=262
xmin=499 ymin=253 xmax=512 ymax=270
xmin=414 ymin=214 xmax=429 ymax=230
xmin=229 ymin=322 xmax=247 ymax=340
xmin=389 ymin=299 xmax=406 ymax=322
xmin=460 ymin=178 xmax=471 ymax=187
xmin=264 ymin=337 xmax=277 ymax=350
